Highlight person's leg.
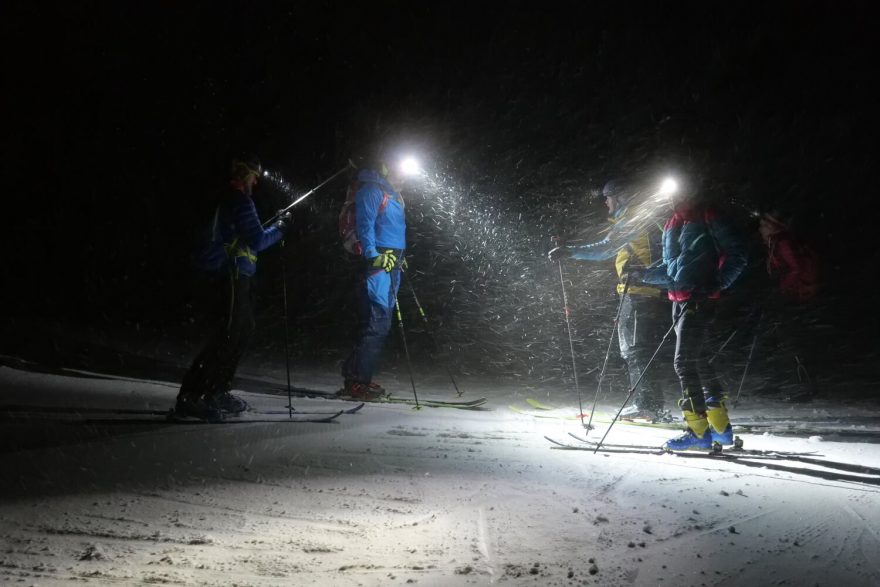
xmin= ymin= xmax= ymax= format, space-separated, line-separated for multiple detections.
xmin=176 ymin=272 xmax=238 ymax=420
xmin=205 ymin=274 xmax=254 ymax=413
xmin=342 ymin=271 xmax=371 ymax=384
xmin=342 ymin=269 xmax=395 ymax=397
xmin=694 ymin=303 xmax=734 ymax=444
xmin=667 ymin=301 xmax=713 ymax=450
xmin=673 ymin=302 xmax=708 ymax=413
xmin=620 ymin=295 xmax=667 ymax=419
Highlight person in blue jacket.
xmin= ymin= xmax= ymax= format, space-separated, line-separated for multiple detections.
xmin=549 ymin=179 xmax=670 ymax=422
xmin=642 ymin=174 xmax=748 ymax=450
xmin=340 ymin=157 xmax=407 ymax=400
xmin=177 ymin=154 xmax=291 ymax=420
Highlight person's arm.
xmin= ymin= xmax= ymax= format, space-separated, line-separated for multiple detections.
xmin=710 ymin=213 xmax=748 ymax=290
xmin=355 ymin=183 xmax=384 ymax=259
xmin=569 ymin=234 xmax=617 ymax=260
xmin=569 ymin=214 xmax=650 ymax=261
xmin=233 ymin=194 xmax=283 ymax=252
xmin=641 ymin=260 xmax=671 ymax=287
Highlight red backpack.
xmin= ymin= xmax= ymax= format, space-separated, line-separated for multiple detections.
xmin=767 ymin=233 xmax=819 ymax=302
xmin=338 ymin=181 xmax=391 ymax=256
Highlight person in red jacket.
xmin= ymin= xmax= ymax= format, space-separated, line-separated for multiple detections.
xmin=755 ymin=210 xmax=820 ymax=402
xmin=758 ymin=211 xmax=818 ymax=303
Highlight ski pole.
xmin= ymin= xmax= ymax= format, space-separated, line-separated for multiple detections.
xmin=731 ymin=307 xmax=763 ymax=407
xmin=399 ymin=265 xmax=462 ymax=397
xmin=593 ymin=302 xmax=686 ymax=453
xmin=550 ymin=236 xmax=583 ymax=417
xmin=732 ymin=331 xmax=759 ymax=407
xmin=262 ymin=160 xmax=355 ymax=227
xmin=585 ymin=268 xmax=633 ymax=431
xmin=707 ymin=327 xmax=737 ymax=365
xmin=394 ymin=294 xmax=420 ymax=409
xmin=280 ymin=240 xmax=294 ymax=418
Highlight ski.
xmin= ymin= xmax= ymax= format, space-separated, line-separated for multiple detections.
xmin=511 ymin=406 xmax=682 ymax=427
xmin=281 ymin=386 xmax=488 ymax=409
xmin=85 ymin=410 xmax=346 ymax=425
xmin=526 ymin=398 xmax=556 ymax=410
xmin=566 ymin=432 xmax=822 ymax=458
xmin=509 ymin=405 xmax=580 ymax=420
xmin=0 ymin=403 xmax=365 ymax=418
xmin=544 ymin=436 xmax=880 ymax=483
xmin=510 ymin=405 xmax=880 ymax=438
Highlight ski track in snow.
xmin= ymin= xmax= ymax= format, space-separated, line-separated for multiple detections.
xmin=2 ymin=363 xmax=880 ymax=586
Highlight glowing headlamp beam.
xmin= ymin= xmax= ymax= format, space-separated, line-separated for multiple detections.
xmin=398 ymin=156 xmax=422 ymax=177
xmin=659 ymin=177 xmax=678 ymax=197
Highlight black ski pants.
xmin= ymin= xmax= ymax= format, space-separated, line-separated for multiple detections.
xmin=179 ymin=272 xmax=255 ymax=400
xmin=672 ymin=300 xmax=723 ymax=413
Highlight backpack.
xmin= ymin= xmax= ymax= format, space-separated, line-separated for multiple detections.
xmin=768 ymin=234 xmax=819 ymax=302
xmin=338 ymin=180 xmax=390 ymax=256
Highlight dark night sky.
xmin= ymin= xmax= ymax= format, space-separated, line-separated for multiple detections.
xmin=2 ymin=2 xmax=877 ymax=386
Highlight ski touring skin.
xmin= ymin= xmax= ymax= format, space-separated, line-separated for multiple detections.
xmin=544 ymin=436 xmax=880 ymax=486
xmin=281 ymin=386 xmax=488 ymax=409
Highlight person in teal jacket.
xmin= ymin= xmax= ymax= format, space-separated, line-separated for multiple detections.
xmin=340 ymin=159 xmax=407 ymax=400
xmin=642 ymin=176 xmax=748 ymax=450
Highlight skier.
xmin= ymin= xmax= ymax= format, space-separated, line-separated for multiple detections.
xmin=641 ymin=173 xmax=748 ymax=450
xmin=340 ymin=155 xmax=407 ymax=400
xmin=755 ymin=209 xmax=820 ymax=401
xmin=176 ymin=154 xmax=291 ymax=421
xmin=758 ymin=210 xmax=818 ymax=304
xmin=548 ymin=179 xmax=670 ymax=422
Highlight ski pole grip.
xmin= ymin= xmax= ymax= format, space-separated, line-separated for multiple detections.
xmin=550 ymin=235 xmax=565 ymax=247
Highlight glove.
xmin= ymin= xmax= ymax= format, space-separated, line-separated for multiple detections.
xmin=370 ymin=249 xmax=398 ymax=272
xmin=548 ymin=246 xmax=572 ymax=261
xmin=274 ymin=211 xmax=292 ymax=232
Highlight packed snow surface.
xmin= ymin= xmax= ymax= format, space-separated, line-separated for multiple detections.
xmin=2 ymin=364 xmax=879 ymax=586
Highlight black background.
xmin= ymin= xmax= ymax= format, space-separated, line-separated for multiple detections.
xmin=2 ymin=2 xmax=877 ymax=393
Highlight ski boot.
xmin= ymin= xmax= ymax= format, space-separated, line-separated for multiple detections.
xmin=173 ymin=394 xmax=224 ymax=422
xmin=664 ymin=399 xmax=712 ymax=451
xmin=705 ymin=395 xmax=734 ymax=446
xmin=208 ymin=392 xmax=250 ymax=414
xmin=339 ymin=380 xmax=387 ymax=401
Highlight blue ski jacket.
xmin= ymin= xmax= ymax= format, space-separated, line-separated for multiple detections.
xmin=355 ymin=169 xmax=406 ymax=260
xmin=218 ymin=187 xmax=284 ymax=277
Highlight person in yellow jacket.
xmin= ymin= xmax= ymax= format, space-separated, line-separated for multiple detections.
xmin=549 ymin=179 xmax=670 ymax=422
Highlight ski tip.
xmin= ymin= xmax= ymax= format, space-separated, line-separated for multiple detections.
xmin=526 ymin=398 xmax=555 ymax=410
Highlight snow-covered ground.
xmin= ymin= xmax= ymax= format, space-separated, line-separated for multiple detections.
xmin=2 ymin=363 xmax=879 ymax=586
